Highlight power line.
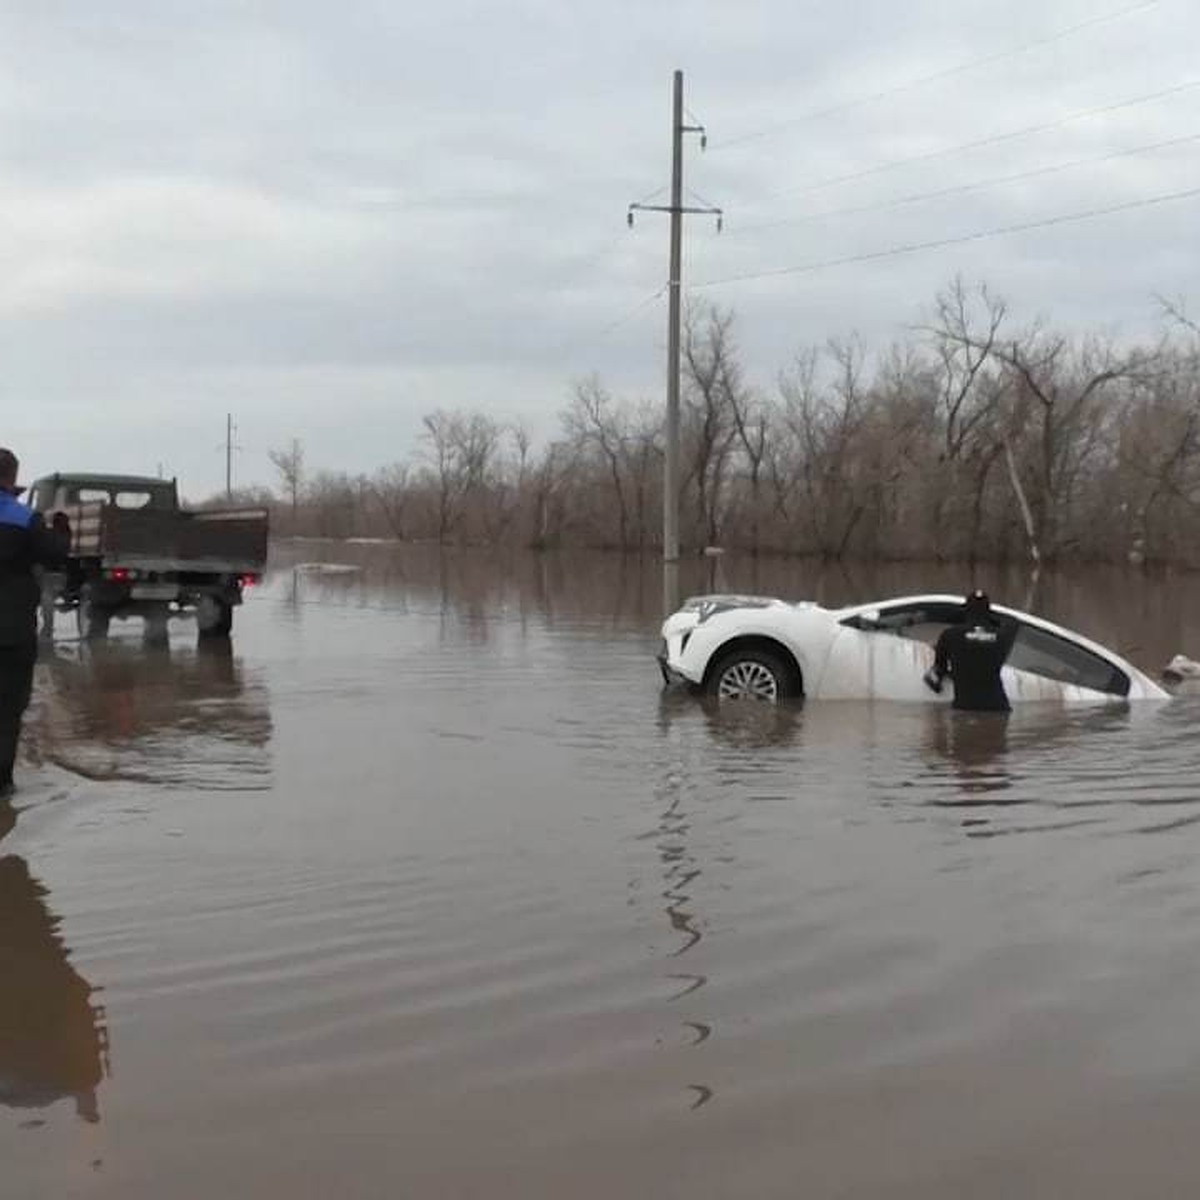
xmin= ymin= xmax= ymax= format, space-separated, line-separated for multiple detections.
xmin=593 ymin=286 xmax=667 ymax=339
xmin=750 ymin=78 xmax=1200 ymax=205
xmin=549 ymin=284 xmax=667 ymax=378
xmin=725 ymin=130 xmax=1200 ymax=238
xmin=553 ymin=232 xmax=637 ymax=290
xmin=690 ymin=184 xmax=1200 ymax=291
xmin=712 ymin=0 xmax=1165 ymax=151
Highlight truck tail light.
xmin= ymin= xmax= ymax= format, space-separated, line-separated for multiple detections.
xmin=109 ymin=568 xmax=132 ymax=583
xmin=239 ymin=573 xmax=260 ymax=588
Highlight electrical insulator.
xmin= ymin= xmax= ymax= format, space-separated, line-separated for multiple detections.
xmin=627 ymin=210 xmax=634 ymax=228
xmin=716 ymin=214 xmax=723 ymax=233
xmin=700 ymin=133 xmax=708 ymax=151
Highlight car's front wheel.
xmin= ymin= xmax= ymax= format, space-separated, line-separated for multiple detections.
xmin=706 ymin=646 xmax=799 ymax=703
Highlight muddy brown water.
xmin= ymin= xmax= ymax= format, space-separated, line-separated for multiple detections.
xmin=5 ymin=546 xmax=1200 ymax=1198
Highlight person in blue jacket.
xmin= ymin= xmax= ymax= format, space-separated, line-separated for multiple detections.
xmin=0 ymin=449 xmax=69 ymax=794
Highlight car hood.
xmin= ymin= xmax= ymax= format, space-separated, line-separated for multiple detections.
xmin=662 ymin=594 xmax=813 ymax=638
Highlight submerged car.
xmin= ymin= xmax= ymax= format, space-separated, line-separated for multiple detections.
xmin=658 ymin=593 xmax=1169 ymax=704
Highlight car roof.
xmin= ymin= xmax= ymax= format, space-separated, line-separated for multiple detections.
xmin=831 ymin=593 xmax=1141 ymax=676
xmin=32 ymin=473 xmax=173 ymax=489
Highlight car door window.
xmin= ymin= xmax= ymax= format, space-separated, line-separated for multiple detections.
xmin=840 ymin=601 xmax=963 ymax=646
xmin=1007 ymin=625 xmax=1130 ymax=696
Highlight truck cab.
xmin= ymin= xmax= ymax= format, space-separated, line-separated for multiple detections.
xmin=30 ymin=474 xmax=179 ymax=516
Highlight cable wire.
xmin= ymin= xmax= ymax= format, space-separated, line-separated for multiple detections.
xmin=750 ymin=78 xmax=1200 ymax=205
xmin=725 ymin=130 xmax=1200 ymax=238
xmin=712 ymin=0 xmax=1165 ymax=151
xmin=691 ymin=184 xmax=1200 ymax=290
xmin=593 ymin=286 xmax=667 ymax=339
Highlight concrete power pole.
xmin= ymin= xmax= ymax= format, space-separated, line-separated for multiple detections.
xmin=628 ymin=70 xmax=722 ymax=563
xmin=225 ymin=413 xmax=236 ymax=500
xmin=664 ymin=71 xmax=685 ymax=566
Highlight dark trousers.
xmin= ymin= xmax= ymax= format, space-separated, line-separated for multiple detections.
xmin=0 ymin=643 xmax=36 ymax=788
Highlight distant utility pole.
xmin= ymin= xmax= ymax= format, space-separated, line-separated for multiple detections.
xmin=628 ymin=70 xmax=723 ymax=563
xmin=224 ymin=413 xmax=238 ymax=500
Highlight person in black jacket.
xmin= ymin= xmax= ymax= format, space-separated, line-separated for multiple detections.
xmin=0 ymin=449 xmax=69 ymax=794
xmin=923 ymin=590 xmax=1019 ymax=713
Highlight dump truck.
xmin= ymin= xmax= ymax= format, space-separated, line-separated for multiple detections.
xmin=29 ymin=473 xmax=269 ymax=641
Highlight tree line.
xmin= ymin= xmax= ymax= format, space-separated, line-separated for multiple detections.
xmin=212 ymin=281 xmax=1200 ymax=568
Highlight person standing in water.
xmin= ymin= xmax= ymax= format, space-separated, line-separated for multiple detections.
xmin=923 ymin=590 xmax=1018 ymax=712
xmin=0 ymin=449 xmax=70 ymax=795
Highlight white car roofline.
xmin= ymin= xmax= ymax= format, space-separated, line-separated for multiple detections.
xmin=832 ymin=593 xmax=1147 ymax=683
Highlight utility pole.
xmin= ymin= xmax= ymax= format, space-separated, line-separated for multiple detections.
xmin=225 ymin=413 xmax=235 ymax=500
xmin=628 ymin=70 xmax=722 ymax=563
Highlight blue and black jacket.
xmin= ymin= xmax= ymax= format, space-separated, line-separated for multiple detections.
xmin=0 ymin=492 xmax=68 ymax=647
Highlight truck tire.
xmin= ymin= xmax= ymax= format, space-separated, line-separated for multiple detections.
xmin=196 ymin=595 xmax=233 ymax=639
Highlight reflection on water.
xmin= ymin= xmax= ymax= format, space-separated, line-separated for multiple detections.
xmin=924 ymin=711 xmax=1013 ymax=800
xmin=651 ymin=742 xmax=713 ymax=1110
xmin=29 ymin=638 xmax=272 ymax=789
xmin=0 ymin=841 xmax=108 ymax=1124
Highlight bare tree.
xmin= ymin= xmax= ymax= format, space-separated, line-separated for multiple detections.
xmin=371 ymin=463 xmax=411 ymax=539
xmin=564 ymin=376 xmax=632 ymax=548
xmin=998 ymin=333 xmax=1148 ymax=561
xmin=268 ymin=439 xmax=305 ymax=528
xmin=682 ymin=304 xmax=740 ymax=549
xmin=924 ymin=280 xmax=1011 ymax=559
xmin=530 ymin=440 xmax=574 ymax=549
xmin=238 ymin=281 xmax=1200 ymax=566
xmin=728 ymin=387 xmax=773 ymax=555
xmin=421 ymin=411 xmax=464 ymax=543
xmin=778 ymin=338 xmax=876 ymax=559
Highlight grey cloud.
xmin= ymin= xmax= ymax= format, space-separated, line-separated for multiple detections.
xmin=0 ymin=0 xmax=1194 ymax=495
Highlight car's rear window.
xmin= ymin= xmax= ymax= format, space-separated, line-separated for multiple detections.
xmin=70 ymin=486 xmax=172 ymax=510
xmin=1007 ymin=625 xmax=1130 ymax=696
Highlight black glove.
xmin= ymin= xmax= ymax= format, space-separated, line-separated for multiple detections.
xmin=923 ymin=668 xmax=943 ymax=694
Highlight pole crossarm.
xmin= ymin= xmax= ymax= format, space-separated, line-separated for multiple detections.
xmin=628 ymin=203 xmax=723 ymax=217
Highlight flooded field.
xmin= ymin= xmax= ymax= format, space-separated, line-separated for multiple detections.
xmin=6 ymin=546 xmax=1200 ymax=1198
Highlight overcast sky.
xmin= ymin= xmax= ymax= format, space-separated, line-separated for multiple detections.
xmin=2 ymin=0 xmax=1196 ymax=496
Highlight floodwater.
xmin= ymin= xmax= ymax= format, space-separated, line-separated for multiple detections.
xmin=5 ymin=546 xmax=1200 ymax=1199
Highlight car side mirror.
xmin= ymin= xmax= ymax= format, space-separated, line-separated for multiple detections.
xmin=861 ymin=609 xmax=882 ymax=629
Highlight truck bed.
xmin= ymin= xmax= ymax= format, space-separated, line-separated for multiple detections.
xmin=64 ymin=503 xmax=269 ymax=574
